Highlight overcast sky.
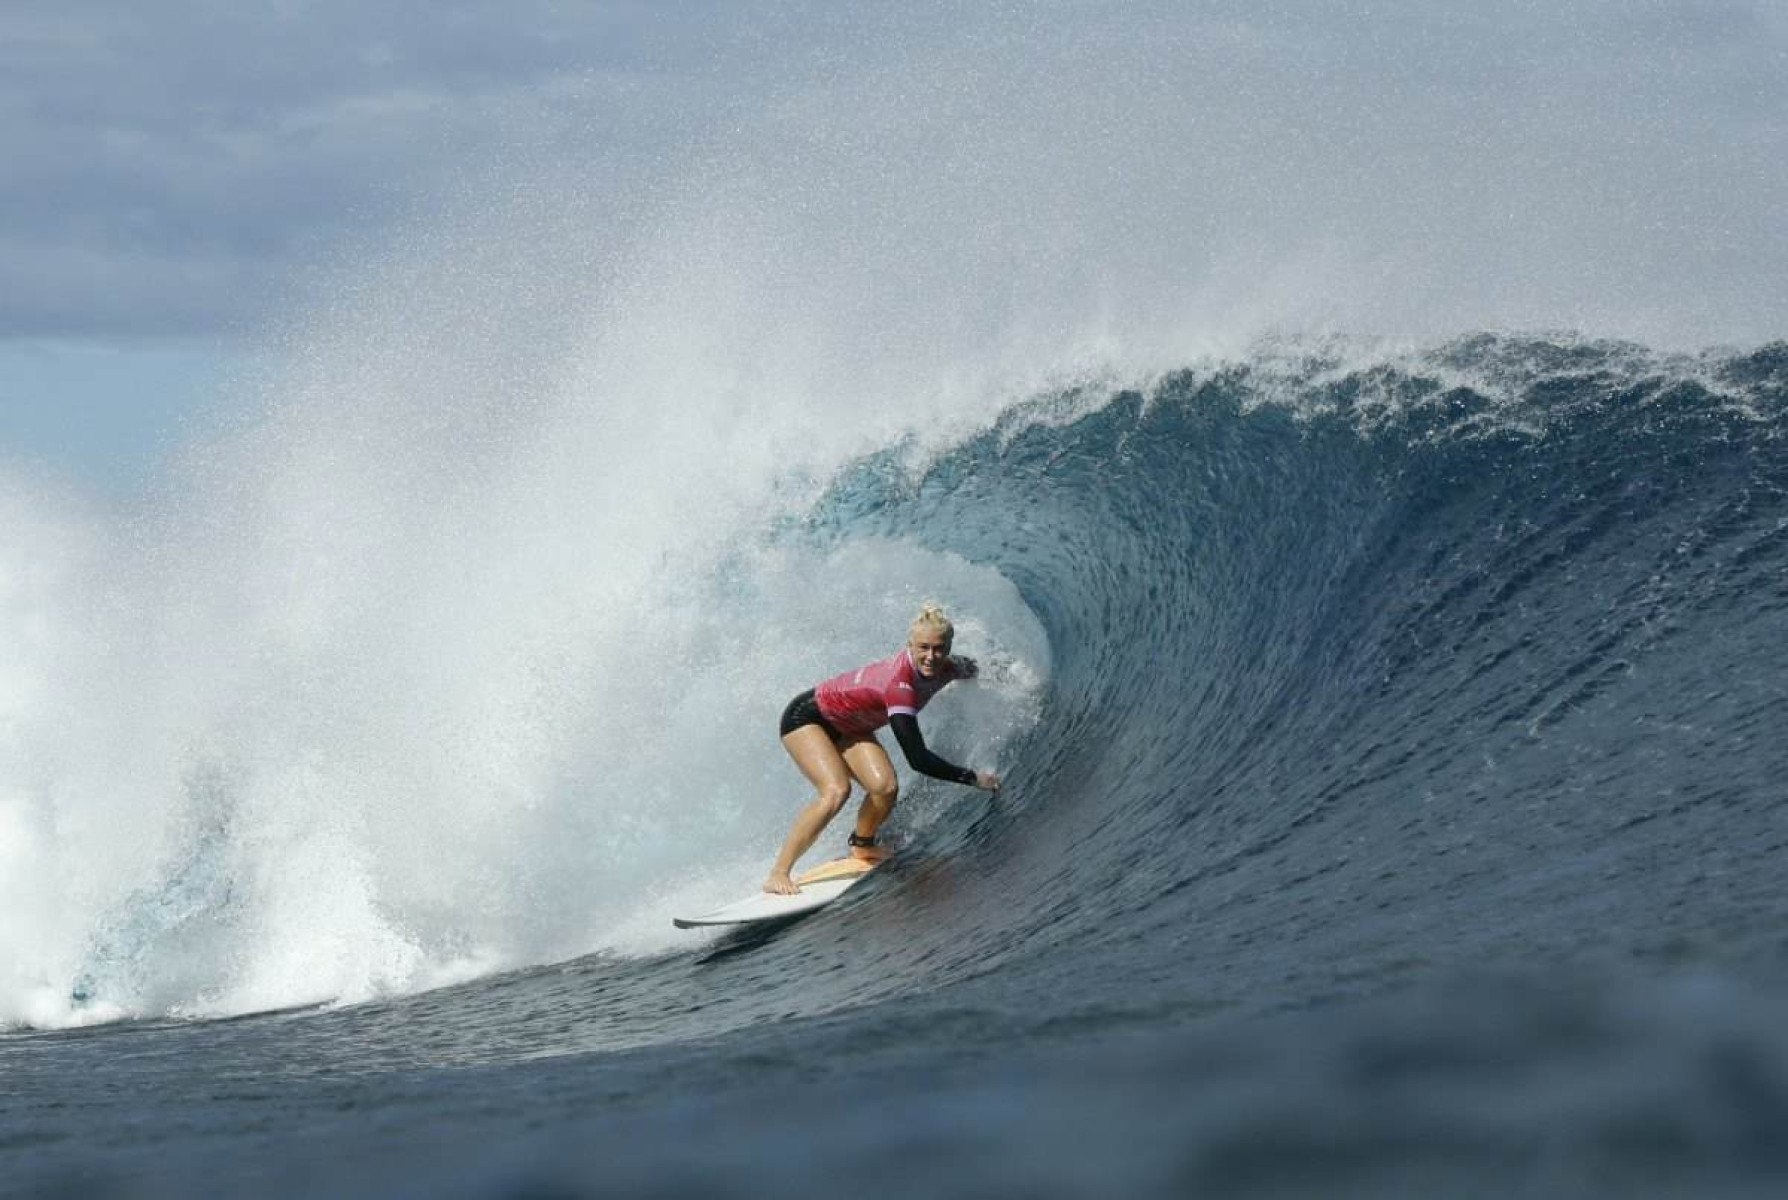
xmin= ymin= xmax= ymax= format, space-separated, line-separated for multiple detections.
xmin=3 ymin=1 xmax=1785 ymax=491
xmin=0 ymin=1 xmax=736 ymax=486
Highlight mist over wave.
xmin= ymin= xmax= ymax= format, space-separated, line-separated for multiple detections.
xmin=0 ymin=349 xmax=1051 ymax=1028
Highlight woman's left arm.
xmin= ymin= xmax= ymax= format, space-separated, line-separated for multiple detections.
xmin=888 ymin=713 xmax=979 ymax=785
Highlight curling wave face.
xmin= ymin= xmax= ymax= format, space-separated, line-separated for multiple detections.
xmin=768 ymin=333 xmax=1788 ymax=1030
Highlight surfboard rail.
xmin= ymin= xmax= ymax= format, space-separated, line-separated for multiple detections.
xmin=672 ymin=857 xmax=878 ymax=929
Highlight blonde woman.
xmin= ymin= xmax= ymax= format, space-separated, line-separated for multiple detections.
xmin=765 ymin=604 xmax=1001 ymax=894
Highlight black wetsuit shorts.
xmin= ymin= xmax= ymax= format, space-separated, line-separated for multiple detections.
xmin=779 ymin=688 xmax=842 ymax=739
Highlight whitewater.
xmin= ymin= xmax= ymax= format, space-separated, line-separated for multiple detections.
xmin=5 ymin=3 xmax=1788 ymax=1196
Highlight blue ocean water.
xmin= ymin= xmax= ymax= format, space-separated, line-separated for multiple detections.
xmin=5 ymin=335 xmax=1788 ymax=1197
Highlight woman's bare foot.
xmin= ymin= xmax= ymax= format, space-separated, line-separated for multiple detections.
xmin=762 ymin=871 xmax=800 ymax=895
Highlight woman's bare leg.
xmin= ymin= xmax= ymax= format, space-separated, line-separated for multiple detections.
xmin=842 ymin=737 xmax=899 ymax=860
xmin=764 ymin=725 xmax=853 ymax=894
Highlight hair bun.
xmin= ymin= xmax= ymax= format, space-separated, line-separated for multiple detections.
xmin=910 ymin=602 xmax=954 ymax=640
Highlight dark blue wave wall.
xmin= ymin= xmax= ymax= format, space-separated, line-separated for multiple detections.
xmin=816 ymin=336 xmax=1788 ymax=1016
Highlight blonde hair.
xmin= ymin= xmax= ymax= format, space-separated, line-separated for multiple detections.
xmin=910 ymin=602 xmax=954 ymax=643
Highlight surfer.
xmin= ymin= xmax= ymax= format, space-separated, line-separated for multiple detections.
xmin=764 ymin=603 xmax=1001 ymax=894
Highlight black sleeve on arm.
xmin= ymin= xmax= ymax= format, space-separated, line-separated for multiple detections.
xmin=888 ymin=713 xmax=977 ymax=785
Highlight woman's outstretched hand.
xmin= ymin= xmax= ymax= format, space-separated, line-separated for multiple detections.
xmin=973 ymin=770 xmax=1002 ymax=792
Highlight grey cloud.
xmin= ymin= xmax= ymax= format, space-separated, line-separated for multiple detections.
xmin=2 ymin=0 xmax=1785 ymax=344
xmin=0 ymin=0 xmax=728 ymax=337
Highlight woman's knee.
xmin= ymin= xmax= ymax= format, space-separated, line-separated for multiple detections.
xmin=817 ymin=781 xmax=853 ymax=815
xmin=865 ymin=778 xmax=899 ymax=808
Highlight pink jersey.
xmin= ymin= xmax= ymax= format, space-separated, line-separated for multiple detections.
xmin=814 ymin=649 xmax=962 ymax=737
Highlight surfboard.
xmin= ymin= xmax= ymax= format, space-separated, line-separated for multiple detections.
xmin=671 ymin=856 xmax=878 ymax=929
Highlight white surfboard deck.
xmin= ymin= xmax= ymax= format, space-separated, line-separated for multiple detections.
xmin=672 ymin=857 xmax=878 ymax=929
